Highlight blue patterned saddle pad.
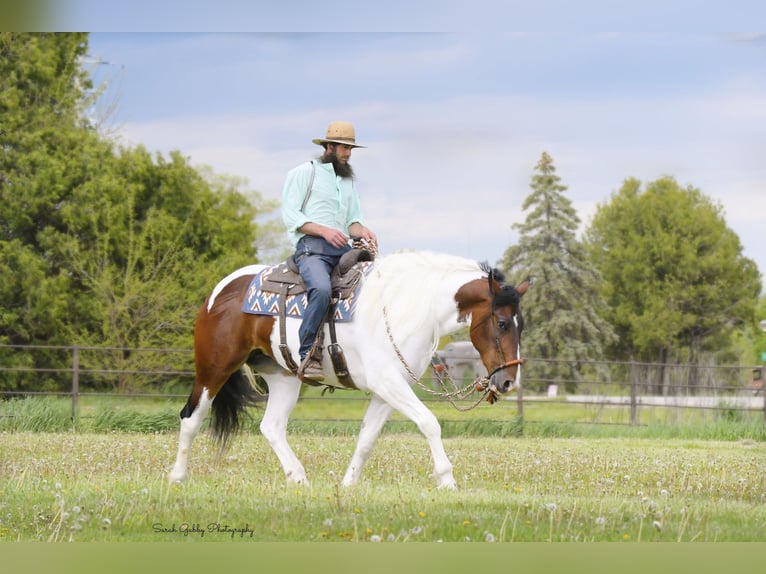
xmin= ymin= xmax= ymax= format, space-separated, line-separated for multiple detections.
xmin=242 ymin=262 xmax=373 ymax=322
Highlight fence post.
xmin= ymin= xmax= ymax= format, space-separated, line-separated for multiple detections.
xmin=629 ymin=360 xmax=638 ymax=426
xmin=71 ymin=346 xmax=80 ymax=423
xmin=516 ymin=380 xmax=524 ymax=421
xmin=763 ymin=384 xmax=766 ymax=425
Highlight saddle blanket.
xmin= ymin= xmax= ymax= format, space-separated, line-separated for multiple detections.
xmin=241 ymin=262 xmax=373 ymax=322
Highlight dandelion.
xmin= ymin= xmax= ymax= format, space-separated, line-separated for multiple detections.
xmin=652 ymin=521 xmax=662 ymax=531
xmin=322 ymin=518 xmax=333 ymax=527
xmin=370 ymin=534 xmax=382 ymax=543
xmin=660 ymin=489 xmax=669 ymax=497
xmin=595 ymin=516 xmax=606 ymax=526
xmin=72 ymin=506 xmax=81 ymax=514
xmin=418 ymin=511 xmax=426 ymax=518
xmin=484 ymin=531 xmax=496 ymax=542
xmin=387 ymin=533 xmax=396 ymax=542
xmin=102 ymin=518 xmax=111 ymax=528
xmin=545 ymin=503 xmax=557 ymax=512
xmin=463 ymin=520 xmax=471 ymax=526
xmin=622 ymin=533 xmax=630 ymax=540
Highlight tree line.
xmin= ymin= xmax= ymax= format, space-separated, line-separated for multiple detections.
xmin=502 ymin=152 xmax=763 ymax=392
xmin=1 ymin=33 xmax=763 ymax=394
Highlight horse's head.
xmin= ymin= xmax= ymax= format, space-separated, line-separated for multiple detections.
xmin=456 ymin=266 xmax=529 ymax=402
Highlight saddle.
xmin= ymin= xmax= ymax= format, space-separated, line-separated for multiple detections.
xmin=259 ymin=247 xmax=374 ymax=390
xmin=258 ymin=247 xmax=373 ymax=299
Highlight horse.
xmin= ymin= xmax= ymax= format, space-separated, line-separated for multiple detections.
xmin=168 ymin=250 xmax=528 ymax=489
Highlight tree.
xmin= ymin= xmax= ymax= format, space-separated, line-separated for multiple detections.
xmin=584 ymin=176 xmax=762 ymax=388
xmin=0 ymin=33 xmax=276 ymax=392
xmin=501 ymin=152 xmax=616 ymax=392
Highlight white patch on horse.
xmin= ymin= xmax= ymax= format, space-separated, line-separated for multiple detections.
xmin=207 ymin=264 xmax=265 ymax=312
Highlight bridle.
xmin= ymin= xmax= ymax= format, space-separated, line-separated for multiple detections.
xmin=381 ymin=288 xmax=523 ymax=409
xmin=470 ymin=303 xmax=524 ymax=383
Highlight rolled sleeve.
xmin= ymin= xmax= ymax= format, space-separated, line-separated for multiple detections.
xmin=281 ymin=163 xmax=312 ymax=243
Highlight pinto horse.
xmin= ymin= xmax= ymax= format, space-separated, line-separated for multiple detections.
xmin=169 ymin=251 xmax=528 ymax=489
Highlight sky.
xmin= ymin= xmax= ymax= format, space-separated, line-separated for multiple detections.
xmin=57 ymin=4 xmax=766 ymax=287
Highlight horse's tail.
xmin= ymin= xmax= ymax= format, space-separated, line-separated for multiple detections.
xmin=211 ymin=367 xmax=264 ymax=450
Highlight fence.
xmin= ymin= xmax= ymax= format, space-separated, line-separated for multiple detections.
xmin=1 ymin=344 xmax=764 ymax=426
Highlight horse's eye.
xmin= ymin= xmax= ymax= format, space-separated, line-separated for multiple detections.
xmin=497 ymin=319 xmax=508 ymax=331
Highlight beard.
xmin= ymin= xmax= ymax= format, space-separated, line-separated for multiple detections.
xmin=319 ymin=150 xmax=355 ymax=180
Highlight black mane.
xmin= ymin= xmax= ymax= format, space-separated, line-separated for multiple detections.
xmin=478 ymin=261 xmax=519 ymax=308
xmin=479 ymin=261 xmax=506 ymax=284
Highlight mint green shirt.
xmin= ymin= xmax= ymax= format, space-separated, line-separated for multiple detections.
xmin=281 ymin=160 xmax=365 ymax=246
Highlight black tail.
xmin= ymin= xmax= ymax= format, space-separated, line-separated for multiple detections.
xmin=210 ymin=368 xmax=264 ymax=450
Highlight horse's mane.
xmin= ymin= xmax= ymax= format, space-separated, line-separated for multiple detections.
xmin=356 ymin=251 xmax=485 ymax=344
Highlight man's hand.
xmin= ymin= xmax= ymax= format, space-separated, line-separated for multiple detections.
xmin=321 ymin=227 xmax=351 ymax=249
xmin=348 ymin=223 xmax=378 ymax=247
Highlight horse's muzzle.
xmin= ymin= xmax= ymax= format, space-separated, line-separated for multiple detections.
xmin=488 ymin=358 xmax=524 ymax=395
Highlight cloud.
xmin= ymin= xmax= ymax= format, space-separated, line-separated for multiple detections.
xmin=98 ymin=31 xmax=765 ymax=277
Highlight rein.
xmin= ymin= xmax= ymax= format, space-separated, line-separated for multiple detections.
xmin=382 ymin=304 xmax=499 ymax=411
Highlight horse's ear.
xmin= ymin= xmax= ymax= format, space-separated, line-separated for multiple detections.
xmin=516 ymin=276 xmax=531 ymax=296
xmin=487 ymin=269 xmax=502 ymax=294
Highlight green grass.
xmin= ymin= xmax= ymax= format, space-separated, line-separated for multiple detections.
xmin=1 ymin=432 xmax=765 ymax=542
xmin=2 ymin=392 xmax=765 ymax=441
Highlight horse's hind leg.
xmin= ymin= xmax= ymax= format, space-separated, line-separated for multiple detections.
xmin=342 ymin=395 xmax=393 ymax=487
xmin=168 ymin=387 xmax=214 ymax=484
xmin=258 ymin=372 xmax=308 ymax=485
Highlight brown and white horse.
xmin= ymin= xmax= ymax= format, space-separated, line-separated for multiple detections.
xmin=169 ymin=251 xmax=528 ymax=489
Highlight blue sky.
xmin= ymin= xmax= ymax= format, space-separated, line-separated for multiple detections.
xmin=67 ymin=6 xmax=766 ymax=285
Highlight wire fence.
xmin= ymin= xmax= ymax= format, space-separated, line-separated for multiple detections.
xmin=1 ymin=344 xmax=764 ymax=426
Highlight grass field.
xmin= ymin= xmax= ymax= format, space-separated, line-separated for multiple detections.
xmin=2 ymin=428 xmax=765 ymax=542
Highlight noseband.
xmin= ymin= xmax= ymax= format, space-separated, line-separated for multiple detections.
xmin=487 ymin=358 xmax=524 ymax=379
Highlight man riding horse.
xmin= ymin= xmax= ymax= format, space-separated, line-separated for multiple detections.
xmin=281 ymin=121 xmax=378 ymax=383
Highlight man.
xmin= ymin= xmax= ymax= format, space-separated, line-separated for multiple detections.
xmin=281 ymin=121 xmax=378 ymax=382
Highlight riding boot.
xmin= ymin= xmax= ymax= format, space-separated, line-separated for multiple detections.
xmin=298 ymin=331 xmax=325 ymax=383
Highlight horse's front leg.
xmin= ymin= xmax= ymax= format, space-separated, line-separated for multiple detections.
xmin=342 ymin=395 xmax=393 ymax=487
xmin=259 ymin=373 xmax=308 ymax=485
xmin=367 ymin=369 xmax=457 ymax=490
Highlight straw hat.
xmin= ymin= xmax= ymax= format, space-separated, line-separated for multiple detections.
xmin=312 ymin=121 xmax=366 ymax=148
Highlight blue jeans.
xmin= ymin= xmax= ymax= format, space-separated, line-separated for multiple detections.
xmin=293 ymin=236 xmax=350 ymax=359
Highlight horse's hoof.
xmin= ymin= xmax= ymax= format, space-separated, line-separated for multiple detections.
xmin=286 ymin=472 xmax=309 ymax=486
xmin=436 ymin=478 xmax=458 ymax=490
xmin=168 ymin=471 xmax=188 ymax=484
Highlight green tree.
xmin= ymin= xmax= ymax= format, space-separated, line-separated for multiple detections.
xmin=584 ymin=176 xmax=762 ymax=389
xmin=0 ymin=33 xmax=275 ymax=392
xmin=501 ymin=152 xmax=616 ymax=392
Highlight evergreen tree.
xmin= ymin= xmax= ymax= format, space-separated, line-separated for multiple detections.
xmin=501 ymin=152 xmax=616 ymax=392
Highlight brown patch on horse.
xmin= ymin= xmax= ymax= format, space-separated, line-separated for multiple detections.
xmin=455 ymin=278 xmax=493 ymax=323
